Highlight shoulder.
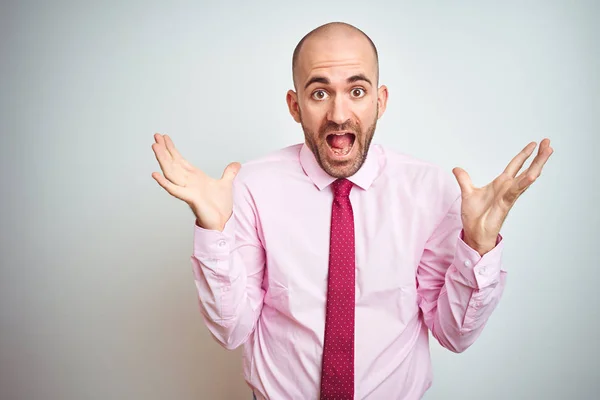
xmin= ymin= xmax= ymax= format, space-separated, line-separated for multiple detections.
xmin=233 ymin=143 xmax=304 ymax=187
xmin=379 ymin=144 xmax=446 ymax=176
xmin=377 ymin=143 xmax=461 ymax=211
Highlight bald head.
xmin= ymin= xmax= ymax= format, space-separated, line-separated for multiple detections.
xmin=292 ymin=22 xmax=379 ymax=89
xmin=285 ymin=22 xmax=389 ymax=178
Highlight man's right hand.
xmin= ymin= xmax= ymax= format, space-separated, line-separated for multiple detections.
xmin=151 ymin=133 xmax=241 ymax=231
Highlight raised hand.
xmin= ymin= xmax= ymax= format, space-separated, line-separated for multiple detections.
xmin=452 ymin=138 xmax=554 ymax=256
xmin=151 ymin=133 xmax=241 ymax=231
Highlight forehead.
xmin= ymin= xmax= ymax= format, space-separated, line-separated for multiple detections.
xmin=296 ymin=34 xmax=377 ymax=86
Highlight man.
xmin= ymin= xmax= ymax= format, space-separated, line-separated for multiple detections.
xmin=151 ymin=22 xmax=553 ymax=400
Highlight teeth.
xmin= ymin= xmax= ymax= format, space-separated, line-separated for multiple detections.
xmin=332 ymin=147 xmax=351 ymax=156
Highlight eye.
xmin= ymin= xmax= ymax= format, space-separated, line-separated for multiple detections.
xmin=351 ymin=88 xmax=366 ymax=98
xmin=311 ymin=90 xmax=329 ymax=100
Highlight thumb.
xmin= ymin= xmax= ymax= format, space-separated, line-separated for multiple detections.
xmin=221 ymin=162 xmax=242 ymax=183
xmin=452 ymin=167 xmax=473 ymax=196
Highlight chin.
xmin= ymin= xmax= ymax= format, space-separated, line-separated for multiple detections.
xmin=302 ymin=117 xmax=377 ymax=178
xmin=319 ymin=142 xmax=365 ymax=178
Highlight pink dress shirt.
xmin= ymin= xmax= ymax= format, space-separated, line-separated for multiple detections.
xmin=191 ymin=143 xmax=507 ymax=400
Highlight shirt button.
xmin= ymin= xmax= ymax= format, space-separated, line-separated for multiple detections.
xmin=218 ymin=240 xmax=226 ymax=247
xmin=478 ymin=267 xmax=487 ymax=275
xmin=464 ymin=260 xmax=472 ymax=268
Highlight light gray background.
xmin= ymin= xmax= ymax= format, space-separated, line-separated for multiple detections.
xmin=1 ymin=1 xmax=598 ymax=399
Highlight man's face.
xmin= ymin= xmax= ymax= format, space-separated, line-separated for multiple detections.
xmin=287 ymin=33 xmax=388 ymax=178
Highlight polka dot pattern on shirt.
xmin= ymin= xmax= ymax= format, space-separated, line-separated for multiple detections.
xmin=319 ymin=178 xmax=355 ymax=400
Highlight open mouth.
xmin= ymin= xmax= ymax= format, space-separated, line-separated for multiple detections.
xmin=326 ymin=132 xmax=356 ymax=157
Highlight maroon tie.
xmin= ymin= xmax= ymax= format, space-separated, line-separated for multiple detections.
xmin=320 ymin=178 xmax=355 ymax=400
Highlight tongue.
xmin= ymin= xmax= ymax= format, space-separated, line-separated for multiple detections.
xmin=330 ymin=134 xmax=353 ymax=149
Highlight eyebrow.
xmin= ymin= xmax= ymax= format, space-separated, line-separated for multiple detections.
xmin=304 ymin=74 xmax=372 ymax=90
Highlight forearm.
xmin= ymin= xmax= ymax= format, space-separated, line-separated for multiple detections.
xmin=423 ymin=234 xmax=507 ymax=353
xmin=192 ymin=216 xmax=265 ymax=350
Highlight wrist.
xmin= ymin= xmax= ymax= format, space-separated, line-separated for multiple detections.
xmin=462 ymin=232 xmax=496 ymax=256
xmin=192 ymin=208 xmax=231 ymax=232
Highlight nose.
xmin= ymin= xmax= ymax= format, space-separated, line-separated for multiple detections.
xmin=327 ymin=95 xmax=351 ymax=126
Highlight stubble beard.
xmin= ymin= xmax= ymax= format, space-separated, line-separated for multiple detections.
xmin=300 ymin=108 xmax=378 ymax=179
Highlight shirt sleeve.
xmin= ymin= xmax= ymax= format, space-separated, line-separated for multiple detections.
xmin=416 ymin=194 xmax=507 ymax=353
xmin=190 ymin=177 xmax=266 ymax=350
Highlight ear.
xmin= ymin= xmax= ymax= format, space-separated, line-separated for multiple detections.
xmin=286 ymin=90 xmax=301 ymax=123
xmin=376 ymin=85 xmax=389 ymax=119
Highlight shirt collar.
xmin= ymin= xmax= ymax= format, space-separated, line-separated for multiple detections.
xmin=299 ymin=142 xmax=381 ymax=192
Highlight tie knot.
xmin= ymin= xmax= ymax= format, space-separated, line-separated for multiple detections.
xmin=332 ymin=178 xmax=353 ymax=199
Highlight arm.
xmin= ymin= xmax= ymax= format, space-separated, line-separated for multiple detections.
xmin=149 ymin=133 xmax=265 ymax=350
xmin=417 ymin=195 xmax=507 ymax=353
xmin=418 ymin=137 xmax=554 ymax=352
xmin=191 ymin=178 xmax=266 ymax=350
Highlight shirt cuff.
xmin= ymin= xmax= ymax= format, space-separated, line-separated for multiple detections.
xmin=453 ymin=230 xmax=504 ymax=289
xmin=193 ymin=214 xmax=235 ymax=260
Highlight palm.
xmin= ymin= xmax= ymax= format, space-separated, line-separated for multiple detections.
xmin=151 ymin=133 xmax=240 ymax=231
xmin=460 ymin=174 xmax=519 ymax=243
xmin=453 ymin=139 xmax=554 ymax=254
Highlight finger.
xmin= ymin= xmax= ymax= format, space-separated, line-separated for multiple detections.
xmin=153 ymin=133 xmax=169 ymax=155
xmin=152 ymin=172 xmax=187 ymax=200
xmin=503 ymin=182 xmax=525 ymax=205
xmin=526 ymin=139 xmax=553 ymax=176
xmin=151 ymin=142 xmax=173 ymax=173
xmin=452 ymin=167 xmax=474 ymax=196
xmin=164 ymin=134 xmax=184 ymax=160
xmin=159 ymin=134 xmax=198 ymax=173
xmin=180 ymin=158 xmax=196 ymax=171
xmin=515 ymin=142 xmax=553 ymax=191
xmin=221 ymin=162 xmax=242 ymax=183
xmin=515 ymin=173 xmax=536 ymax=192
xmin=152 ymin=133 xmax=173 ymax=162
xmin=503 ymin=142 xmax=537 ymax=177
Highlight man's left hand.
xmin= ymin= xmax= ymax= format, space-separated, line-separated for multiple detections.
xmin=452 ymin=138 xmax=554 ymax=256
